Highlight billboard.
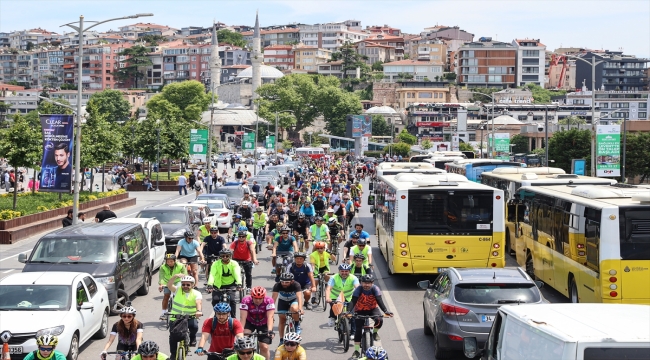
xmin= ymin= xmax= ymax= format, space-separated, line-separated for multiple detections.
xmin=189 ymin=128 xmax=208 ymax=162
xmin=346 ymin=114 xmax=372 ymax=138
xmin=265 ymin=135 xmax=275 ymax=150
xmin=39 ymin=114 xmax=74 ymax=192
xmin=489 ymin=133 xmax=510 ymax=161
xmin=596 ymin=125 xmax=621 ymax=177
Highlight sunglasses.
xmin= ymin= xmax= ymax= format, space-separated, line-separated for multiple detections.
xmin=210 ymin=230 xmax=219 ymax=233
xmin=221 ymin=255 xmax=231 ymax=259
xmin=39 ymin=347 xmax=54 ymax=352
xmin=284 ymin=342 xmax=298 ymax=347
xmin=238 ymin=351 xmax=254 ymax=355
xmin=181 ymin=283 xmax=193 ymax=287
xmin=280 ymin=280 xmax=292 ymax=284
xmin=238 ymin=235 xmax=246 ymax=238
xmin=121 ymin=315 xmax=134 ymax=319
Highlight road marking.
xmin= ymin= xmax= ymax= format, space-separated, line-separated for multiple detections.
xmin=0 ymin=250 xmax=30 ymax=262
xmin=122 ymin=194 xmax=196 ymax=217
xmin=2 ymin=269 xmax=13 ymax=273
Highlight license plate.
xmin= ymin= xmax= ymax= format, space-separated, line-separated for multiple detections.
xmin=481 ymin=315 xmax=494 ymax=322
xmin=437 ymin=268 xmax=447 ymax=273
xmin=9 ymin=347 xmax=22 ymax=354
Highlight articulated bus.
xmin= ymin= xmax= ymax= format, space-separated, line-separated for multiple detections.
xmin=479 ymin=167 xmax=617 ymax=256
xmin=445 ymin=159 xmax=526 ymax=182
xmin=514 ymin=184 xmax=650 ymax=304
xmin=370 ymin=172 xmax=505 ymax=274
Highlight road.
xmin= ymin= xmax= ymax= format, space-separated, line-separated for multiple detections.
xmin=0 ymin=163 xmax=569 ymax=360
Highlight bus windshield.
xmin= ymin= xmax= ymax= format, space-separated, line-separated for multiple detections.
xmin=619 ymin=207 xmax=650 ymax=260
xmin=407 ymin=190 xmax=493 ymax=235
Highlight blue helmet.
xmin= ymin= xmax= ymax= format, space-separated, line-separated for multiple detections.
xmin=213 ymin=302 xmax=231 ymax=314
xmin=238 ymin=225 xmax=248 ymax=232
xmin=235 ymin=214 xmax=242 ymax=219
xmin=365 ymin=346 xmax=388 ymax=360
xmin=338 ymin=263 xmax=352 ymax=271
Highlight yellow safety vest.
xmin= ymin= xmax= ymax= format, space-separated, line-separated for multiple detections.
xmin=170 ymin=288 xmax=199 ymax=318
xmin=330 ymin=274 xmax=357 ymax=301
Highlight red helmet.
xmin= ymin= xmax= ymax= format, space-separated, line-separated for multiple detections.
xmin=250 ymin=286 xmax=267 ymax=299
xmin=314 ymin=241 xmax=326 ymax=250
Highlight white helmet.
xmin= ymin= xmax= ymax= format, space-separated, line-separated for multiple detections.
xmin=202 ymin=217 xmax=211 ymax=223
xmin=180 ymin=276 xmax=195 ymax=283
xmin=241 ymin=201 xmax=250 ymax=206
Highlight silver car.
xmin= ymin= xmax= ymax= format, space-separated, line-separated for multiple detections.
xmin=417 ymin=267 xmax=545 ymax=359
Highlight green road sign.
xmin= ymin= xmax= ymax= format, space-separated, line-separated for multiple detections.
xmin=189 ymin=129 xmax=208 ymax=155
xmin=243 ymin=133 xmax=255 ymax=151
xmin=489 ymin=133 xmax=510 ymax=160
xmin=266 ymin=135 xmax=275 ymax=150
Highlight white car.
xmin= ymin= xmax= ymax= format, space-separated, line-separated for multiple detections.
xmin=191 ymin=199 xmax=232 ymax=231
xmin=105 ymin=217 xmax=166 ymax=271
xmin=0 ymin=272 xmax=110 ymax=360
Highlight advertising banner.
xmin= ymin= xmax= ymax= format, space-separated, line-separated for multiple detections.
xmin=361 ymin=136 xmax=369 ymax=151
xmin=351 ymin=114 xmax=372 ymax=138
xmin=596 ymin=125 xmax=621 ymax=177
xmin=39 ymin=114 xmax=74 ymax=192
xmin=243 ymin=133 xmax=255 ymax=151
xmin=189 ymin=129 xmax=208 ymax=155
xmin=489 ymin=133 xmax=511 ymax=161
xmin=572 ymin=159 xmax=586 ymax=175
xmin=451 ymin=133 xmax=460 ymax=151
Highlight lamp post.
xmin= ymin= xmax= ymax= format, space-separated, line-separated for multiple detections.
xmin=155 ymin=125 xmax=160 ymax=191
xmin=468 ymin=92 xmax=495 ymax=158
xmin=274 ymin=110 xmax=293 ymax=161
xmin=61 ymin=12 xmax=153 ymax=224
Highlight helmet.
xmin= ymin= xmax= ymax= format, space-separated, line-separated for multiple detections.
xmin=36 ymin=335 xmax=58 ymax=347
xmin=276 ymin=222 xmax=284 ymax=228
xmin=180 ymin=275 xmax=195 ymax=283
xmin=315 ymin=216 xmax=324 ymax=221
xmin=165 ymin=254 xmax=177 ymax=260
xmin=338 ymin=263 xmax=352 ymax=271
xmin=235 ymin=214 xmax=242 ymax=219
xmin=256 ymin=207 xmax=263 ymax=212
xmin=210 ymin=226 xmax=218 ymax=232
xmin=335 ymin=199 xmax=341 ymax=203
xmin=353 ymin=253 xmax=366 ymax=260
xmin=238 ymin=225 xmax=248 ymax=232
xmin=279 ymin=272 xmax=294 ymax=281
xmin=121 ymin=306 xmax=137 ymax=315
xmin=365 ymin=346 xmax=388 ymax=360
xmin=360 ymin=274 xmax=375 ymax=283
xmin=203 ymin=217 xmax=211 ymax=223
xmin=234 ymin=336 xmax=257 ymax=351
xmin=293 ymin=252 xmax=307 ymax=259
xmin=314 ymin=241 xmax=326 ymax=250
xmin=184 ymin=230 xmax=195 ymax=238
xmin=328 ymin=217 xmax=337 ymax=224
xmin=219 ymin=249 xmax=233 ymax=257
xmin=138 ymin=341 xmax=160 ymax=356
xmin=241 ymin=201 xmax=250 ymax=206
xmin=213 ymin=302 xmax=231 ymax=314
xmin=351 ymin=233 xmax=360 ymax=239
xmin=357 ymin=239 xmax=367 ymax=246
xmin=250 ymin=286 xmax=267 ymax=299
xmin=298 ymin=213 xmax=306 ymax=219
xmin=280 ymin=226 xmax=291 ymax=232
xmin=283 ymin=332 xmax=302 ymax=344
xmin=327 ymin=208 xmax=334 ymax=213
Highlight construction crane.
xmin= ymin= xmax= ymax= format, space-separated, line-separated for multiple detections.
xmin=549 ymin=54 xmax=568 ymax=89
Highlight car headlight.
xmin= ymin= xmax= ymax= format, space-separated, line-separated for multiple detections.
xmin=95 ymin=276 xmax=115 ymax=287
xmin=37 ymin=325 xmax=65 ymax=337
xmin=172 ymin=229 xmax=186 ymax=236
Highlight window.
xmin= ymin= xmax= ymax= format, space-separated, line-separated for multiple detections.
xmin=83 ymin=277 xmax=98 ymax=298
xmin=106 ymin=77 xmax=110 ymax=81
xmin=522 ymin=50 xmax=539 ymax=57
xmin=454 ymin=283 xmax=541 ymax=304
xmin=522 ymin=75 xmax=538 ymax=81
xmin=522 ymin=58 xmax=540 ymax=65
xmin=463 ymin=50 xmax=475 ymax=58
xmin=419 ymin=92 xmax=432 ymax=98
xmin=639 ymin=102 xmax=648 ymax=108
xmin=488 ymin=75 xmax=502 ymax=83
xmin=76 ymin=282 xmax=88 ymax=306
xmin=639 ymin=112 xmax=647 ymax=118
xmin=584 ymin=348 xmax=650 ymax=360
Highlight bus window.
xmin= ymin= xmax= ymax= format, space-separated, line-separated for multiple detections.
xmin=408 ymin=190 xmax=493 ymax=235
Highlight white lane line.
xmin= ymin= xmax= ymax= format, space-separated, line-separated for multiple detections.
xmin=121 ymin=194 xmax=196 ymax=217
xmin=0 ymin=250 xmax=31 ymax=262
xmin=2 ymin=269 xmax=14 ymax=273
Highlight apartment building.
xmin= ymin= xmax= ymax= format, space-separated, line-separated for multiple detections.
xmin=0 ymin=33 xmax=10 ymax=48
xmin=547 ymin=57 xmax=576 ymax=90
xmin=62 ymin=43 xmax=134 ymax=90
xmin=299 ymin=20 xmax=368 ymax=52
xmin=556 ymin=90 xmax=650 ymax=121
xmin=294 ymin=45 xmax=331 ymax=71
xmin=263 ymin=44 xmax=294 ymax=70
xmin=409 ymin=39 xmax=446 ymax=65
xmin=512 ymin=39 xmax=546 ymax=87
xmin=32 ymin=48 xmax=65 ymax=88
xmin=0 ymin=52 xmax=17 ymax=84
xmin=316 ymin=61 xmax=359 ymax=78
xmin=383 ymin=59 xmax=444 ymax=82
xmin=457 ymin=38 xmax=517 ymax=88
xmin=575 ymin=51 xmax=648 ymax=92
xmin=118 ymin=23 xmax=178 ymax=38
xmin=355 ymin=34 xmax=404 ymax=64
xmin=8 ymin=28 xmax=59 ymax=50
xmin=366 ymin=25 xmax=401 ymax=36
xmin=420 ymin=25 xmax=474 ymax=53
xmin=396 ymin=81 xmax=450 ymax=109
xmin=242 ymin=28 xmax=300 ymax=48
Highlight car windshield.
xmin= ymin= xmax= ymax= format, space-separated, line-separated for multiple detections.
xmin=136 ymin=210 xmax=186 ymax=223
xmin=31 ymin=238 xmax=115 ymax=263
xmin=213 ymin=188 xmax=244 ymax=198
xmin=197 ymin=194 xmax=225 ymax=201
xmin=0 ymin=285 xmax=71 ymax=311
xmin=454 ymin=283 xmax=541 ymax=304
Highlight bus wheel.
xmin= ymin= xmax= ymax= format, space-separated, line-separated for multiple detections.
xmin=569 ymin=276 xmax=579 ymax=303
xmin=525 ymin=253 xmax=535 ymax=280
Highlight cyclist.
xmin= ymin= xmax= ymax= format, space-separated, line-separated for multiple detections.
xmin=101 ymin=306 xmax=143 ymax=356
xmin=202 ymin=226 xmax=227 ymax=276
xmin=196 ymin=303 xmax=244 ymax=360
xmin=349 ymin=238 xmax=372 ymax=267
xmin=285 ymin=203 xmax=300 ymax=229
xmin=252 ymin=207 xmax=267 ymax=244
xmin=132 ymin=341 xmax=169 ymax=360
xmin=329 ymin=187 xmax=341 ymax=205
xmin=325 ymin=263 xmax=359 ymax=328
xmin=323 ymin=208 xmax=336 ymax=224
xmin=359 ymin=346 xmax=388 ymax=360
xmin=342 ymin=194 xmax=355 ymax=227
xmin=230 ymin=231 xmax=259 ymax=291
xmin=199 ymin=217 xmax=213 ymax=239
xmin=207 ymin=249 xmax=242 ymax=318
xmin=272 ymin=273 xmax=304 ymax=341
xmin=332 ymin=199 xmax=346 ymax=226
xmin=343 ymin=233 xmax=360 ymax=262
xmin=312 ymin=191 xmax=326 ymax=217
xmin=307 ymin=216 xmax=329 ymax=253
xmin=239 ymin=286 xmax=275 ymax=360
xmin=350 ymin=274 xmax=393 ymax=358
xmin=265 ymin=213 xmax=280 ymax=248
xmin=174 ymin=231 xmax=205 ymax=286
xmin=298 ymin=198 xmax=315 ymax=220
xmin=291 ymin=213 xmax=310 ymax=245
xmin=158 ymin=254 xmax=188 ymax=320
xmin=287 ymin=252 xmax=316 ymax=310
xmin=271 ymin=226 xmax=298 ymax=282
xmin=309 ymin=241 xmax=335 ymax=283
xmin=226 ymin=336 xmax=265 ymax=360
xmin=238 ymin=201 xmax=254 ymax=230
xmin=167 ymin=275 xmax=203 ymax=359
xmin=273 ymin=332 xmax=306 ymax=360
xmin=350 ymin=253 xmax=372 ymax=277
xmin=349 ymin=223 xmax=370 ymax=241
xmin=230 ymin=214 xmax=247 ymax=241
xmin=327 ymin=217 xmax=345 ymax=251
xmin=24 ymin=335 xmax=66 ymax=360
xmin=266 ymin=221 xmax=284 ymax=251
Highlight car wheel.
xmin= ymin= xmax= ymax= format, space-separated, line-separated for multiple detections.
xmin=111 ymin=289 xmax=130 ymax=315
xmin=433 ymin=327 xmax=452 ymax=359
xmin=423 ymin=307 xmax=432 ymax=336
xmin=66 ymin=332 xmax=79 ymax=360
xmin=93 ymin=310 xmax=109 ymax=339
xmin=137 ymin=269 xmax=151 ymax=296
xmin=569 ymin=277 xmax=579 ymax=303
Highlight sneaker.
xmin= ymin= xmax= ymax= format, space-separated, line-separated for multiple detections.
xmin=305 ymin=303 xmax=312 ymax=310
xmin=328 ymin=318 xmax=335 ymax=327
xmin=159 ymin=314 xmax=166 ymax=321
xmin=352 ymin=350 xmax=361 ymax=358
xmin=373 ymin=332 xmax=380 ymax=341
xmin=275 ymin=276 xmax=280 ymax=282
xmin=311 ymin=296 xmax=318 ymax=305
xmin=279 ymin=339 xmax=284 ymax=346
xmin=189 ymin=341 xmax=197 ymax=347
xmin=295 ymin=324 xmax=302 ymax=334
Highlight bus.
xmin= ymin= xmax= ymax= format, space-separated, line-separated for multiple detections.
xmin=424 ymin=156 xmax=466 ymax=170
xmin=479 ymin=167 xmax=617 ymax=256
xmin=514 ymin=184 xmax=650 ymax=304
xmin=295 ymin=147 xmax=325 ymax=159
xmin=410 ymin=151 xmax=467 ymax=163
xmin=371 ymin=172 xmax=505 ymax=274
xmin=370 ymin=162 xmax=446 ymax=194
xmin=445 ymin=159 xmax=525 ymax=182
xmin=513 ymin=153 xmax=542 ymax=167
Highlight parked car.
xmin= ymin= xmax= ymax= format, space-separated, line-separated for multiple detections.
xmin=104 ymin=217 xmax=166 ymax=271
xmin=191 ymin=199 xmax=232 ymax=231
xmin=0 ymin=271 xmax=110 ymax=360
xmin=135 ymin=206 xmax=200 ymax=253
xmin=243 ymin=157 xmax=256 ymax=165
xmin=19 ymin=223 xmax=152 ymax=314
xmin=417 ymin=267 xmax=545 ymax=359
xmin=197 ymin=193 xmax=235 ymax=208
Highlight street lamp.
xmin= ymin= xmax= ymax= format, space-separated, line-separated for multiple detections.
xmin=60 ymin=12 xmax=153 ymax=224
xmin=155 ymin=120 xmax=161 ymax=191
xmin=275 ymin=110 xmax=293 ymax=160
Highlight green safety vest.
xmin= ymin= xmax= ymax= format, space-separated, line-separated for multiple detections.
xmin=199 ymin=225 xmax=210 ymax=239
xmin=310 ymin=224 xmax=328 ymax=240
xmin=159 ymin=262 xmax=187 ymax=285
xmin=330 ymin=273 xmax=357 ymax=301
xmin=351 ymin=245 xmax=370 ymax=267
xmin=253 ymin=213 xmax=267 ymax=229
xmin=170 ymin=288 xmax=199 ymax=318
xmin=351 ymin=264 xmax=368 ymax=276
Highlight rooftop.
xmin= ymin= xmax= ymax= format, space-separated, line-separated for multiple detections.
xmin=235 ymin=65 xmax=285 ymax=79
xmin=384 ymin=59 xmax=438 ymax=66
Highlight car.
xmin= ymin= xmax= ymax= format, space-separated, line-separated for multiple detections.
xmin=169 ymin=202 xmax=211 ymax=221
xmin=0 ymin=272 xmax=110 ymax=360
xmin=266 ymin=165 xmax=292 ymax=184
xmin=417 ymin=267 xmax=545 ymax=359
xmin=135 ymin=206 xmax=201 ymax=253
xmin=243 ymin=157 xmax=256 ymax=165
xmin=104 ymin=217 xmax=166 ymax=272
xmin=191 ymin=199 xmax=232 ymax=231
xmin=257 ymin=170 xmax=283 ymax=187
xmin=197 ymin=193 xmax=236 ymax=208
xmin=212 ymin=185 xmax=246 ymax=210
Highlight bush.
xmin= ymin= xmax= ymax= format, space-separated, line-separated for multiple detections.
xmin=36 ymin=206 xmax=49 ymax=212
xmin=383 ymin=143 xmax=412 ymax=157
xmin=0 ymin=189 xmax=126 ymax=218
xmin=0 ymin=210 xmax=22 ymax=220
xmin=363 ymin=151 xmax=383 ymax=158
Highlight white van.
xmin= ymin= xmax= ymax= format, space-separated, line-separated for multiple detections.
xmin=105 ymin=217 xmax=166 ymax=271
xmin=464 ymin=304 xmax=650 ymax=360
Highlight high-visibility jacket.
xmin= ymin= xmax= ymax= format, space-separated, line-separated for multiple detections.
xmin=253 ymin=213 xmax=267 ymax=229
xmin=330 ymin=273 xmax=358 ymax=301
xmin=170 ymin=288 xmax=200 ymax=319
xmin=309 ymin=224 xmax=328 ymax=240
xmin=158 ymin=262 xmax=187 ymax=285
xmin=351 ymin=245 xmax=370 ymax=267
xmin=309 ymin=251 xmax=332 ymax=274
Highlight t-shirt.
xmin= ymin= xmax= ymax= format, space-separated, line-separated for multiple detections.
xmin=274 ymin=236 xmax=295 ymax=252
xmin=239 ymin=295 xmax=276 ymax=326
xmin=178 ymin=175 xmax=187 ymax=186
xmin=352 ymin=285 xmax=382 ymax=311
xmin=349 ymin=230 xmax=370 ymax=240
xmin=110 ymin=322 xmax=144 ymax=345
xmin=23 ymin=351 xmax=68 ymax=360
xmin=287 ymin=263 xmax=313 ymax=287
xmin=201 ymin=317 xmax=244 ymax=353
xmin=230 ymin=239 xmax=253 ymax=261
xmin=203 ymin=235 xmax=226 ymax=256
xmin=178 ymin=239 xmax=201 ymax=257
xmin=272 ymin=281 xmax=302 ymax=302
xmin=95 ymin=209 xmax=117 ymax=223
xmin=273 ymin=345 xmax=307 ymax=360
xmin=227 ymin=353 xmax=265 ymax=360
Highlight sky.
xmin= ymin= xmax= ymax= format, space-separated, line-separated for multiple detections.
xmin=1 ymin=0 xmax=649 ymax=58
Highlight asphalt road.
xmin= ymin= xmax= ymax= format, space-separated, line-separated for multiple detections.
xmin=0 ymin=163 xmax=570 ymax=360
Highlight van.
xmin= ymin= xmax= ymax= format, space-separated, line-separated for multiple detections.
xmin=463 ymin=304 xmax=650 ymax=360
xmin=105 ymin=217 xmax=166 ymax=272
xmin=19 ymin=222 xmax=151 ymax=314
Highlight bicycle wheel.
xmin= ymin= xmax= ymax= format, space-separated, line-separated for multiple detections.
xmin=320 ymin=282 xmax=327 ymax=311
xmin=362 ymin=330 xmax=372 ymax=355
xmin=176 ymin=341 xmax=186 ymax=360
xmin=340 ymin=317 xmax=350 ymax=352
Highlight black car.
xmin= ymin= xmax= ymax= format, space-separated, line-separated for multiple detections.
xmin=135 ymin=206 xmax=200 ymax=253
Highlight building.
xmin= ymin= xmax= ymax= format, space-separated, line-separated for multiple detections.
xmin=216 ymin=65 xmax=284 ymax=107
xmin=8 ymin=28 xmax=59 ymax=50
xmin=242 ymin=27 xmax=300 ymax=48
xmin=356 ymin=42 xmax=397 ymax=65
xmin=556 ymin=89 xmax=650 ymax=121
xmin=365 ymin=25 xmax=401 ymax=36
xmin=0 ymin=33 xmax=10 ymax=48
xmin=512 ymin=39 xmax=546 ymax=87
xmin=457 ymin=38 xmax=517 ymax=88
xmin=396 ymin=81 xmax=451 ymax=109
xmin=0 ymin=52 xmax=17 ymax=84
xmin=263 ymin=44 xmax=294 ymax=70
xmin=420 ymin=25 xmax=474 ymax=55
xmin=62 ymin=43 xmax=134 ymax=90
xmin=383 ymin=59 xmax=444 ymax=82
xmin=298 ymin=20 xmax=368 ymax=52
xmin=547 ymin=56 xmax=576 ymax=90
xmin=117 ymin=23 xmax=178 ymax=38
xmin=33 ymin=48 xmax=65 ymax=88
xmin=365 ymin=105 xmax=404 ymax=135
xmin=574 ymin=51 xmax=648 ymax=92
xmin=355 ymin=34 xmax=404 ymax=62
xmin=317 ymin=61 xmax=344 ymax=78
xmin=293 ymin=45 xmax=331 ymax=72
xmin=409 ymin=39 xmax=446 ymax=65
xmin=220 ymin=65 xmax=249 ymax=84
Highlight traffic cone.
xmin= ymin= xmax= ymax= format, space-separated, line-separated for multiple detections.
xmin=2 ymin=343 xmax=10 ymax=360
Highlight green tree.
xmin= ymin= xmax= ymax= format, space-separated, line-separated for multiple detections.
xmin=139 ymin=34 xmax=166 ymax=46
xmin=371 ymin=114 xmax=390 ymax=136
xmin=510 ymin=134 xmax=529 ymax=154
xmin=0 ymin=114 xmax=42 ymax=209
xmin=459 ymin=142 xmax=474 ymax=152
xmin=146 ymin=80 xmax=211 ymax=123
xmin=624 ymin=132 xmax=650 ymax=182
xmin=403 ymin=54 xmax=410 ymax=60
xmin=0 ymin=101 xmax=11 ymax=124
xmin=281 ymin=139 xmax=293 ymax=150
xmin=86 ymin=89 xmax=132 ymax=123
xmin=330 ymin=41 xmax=369 ymax=80
xmin=470 ymin=88 xmax=500 ymax=103
xmin=525 ymin=83 xmax=567 ymax=104
xmin=80 ymin=112 xmax=123 ymax=190
xmin=217 ymin=29 xmax=247 ymax=48
xmin=37 ymin=97 xmax=73 ymax=117
xmin=397 ymin=72 xmax=414 ymax=81
xmin=316 ymin=84 xmax=363 ymax=137
xmin=398 ymin=129 xmax=417 ymax=145
xmin=443 ymin=72 xmax=457 ymax=81
xmin=60 ymin=83 xmax=77 ymax=90
xmin=26 ymin=41 xmax=34 ymax=51
xmin=371 ymin=61 xmax=383 ymax=72
xmin=547 ymin=129 xmax=592 ymax=173
xmin=558 ymin=116 xmax=587 ymax=126
xmin=134 ymin=117 xmax=161 ymax=166
xmin=421 ymin=139 xmax=432 ymax=150
xmin=115 ymin=45 xmax=153 ymax=88
xmin=383 ymin=142 xmax=411 ymax=157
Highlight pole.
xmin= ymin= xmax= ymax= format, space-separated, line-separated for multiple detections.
xmin=101 ymin=163 xmax=105 ymax=192
xmin=207 ymin=87 xmax=215 ymax=187
xmin=254 ymin=104 xmax=258 ymax=175
xmin=544 ymin=106 xmax=549 ymax=166
xmin=490 ymin=95 xmax=495 ymax=159
xmin=72 ymin=15 xmax=84 ymax=225
xmin=622 ymin=117 xmax=627 ymax=183
xmin=156 ymin=127 xmax=160 ymax=191
xmin=480 ymin=124 xmax=484 ymax=158
xmin=590 ymin=55 xmax=596 ymax=176
xmin=275 ymin=111 xmax=279 ymax=161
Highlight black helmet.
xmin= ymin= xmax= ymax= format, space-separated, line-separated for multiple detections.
xmin=353 ymin=253 xmax=366 ymax=260
xmin=360 ymin=274 xmax=375 ymax=283
xmin=351 ymin=233 xmax=360 ymax=239
xmin=357 ymin=238 xmax=367 ymax=246
xmin=315 ymin=216 xmax=324 ymax=221
xmin=184 ymin=230 xmax=195 ymax=238
xmin=279 ymin=272 xmax=294 ymax=281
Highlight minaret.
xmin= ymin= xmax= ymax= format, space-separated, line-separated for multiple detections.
xmin=251 ymin=11 xmax=262 ymax=109
xmin=210 ymin=21 xmax=221 ymax=91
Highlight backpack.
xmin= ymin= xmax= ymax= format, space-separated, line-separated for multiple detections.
xmin=170 ymin=316 xmax=190 ymax=343
xmin=211 ymin=315 xmax=234 ymax=334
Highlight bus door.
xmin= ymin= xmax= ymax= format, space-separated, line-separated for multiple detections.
xmin=618 ymin=208 xmax=650 ymax=302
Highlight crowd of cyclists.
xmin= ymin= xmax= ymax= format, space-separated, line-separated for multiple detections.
xmin=32 ymin=155 xmax=394 ymax=360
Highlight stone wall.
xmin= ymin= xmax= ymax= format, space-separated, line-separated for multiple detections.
xmin=372 ymin=82 xmax=399 ymax=108
xmin=217 ymin=83 xmax=253 ymax=106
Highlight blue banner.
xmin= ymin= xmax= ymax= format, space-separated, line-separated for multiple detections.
xmin=39 ymin=114 xmax=74 ymax=192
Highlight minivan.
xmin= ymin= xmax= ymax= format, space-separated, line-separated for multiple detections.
xmin=19 ymin=222 xmax=151 ymax=314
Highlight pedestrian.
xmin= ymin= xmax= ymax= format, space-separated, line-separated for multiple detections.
xmin=178 ymin=173 xmax=188 ymax=195
xmin=78 ymin=212 xmax=86 ymax=222
xmin=95 ymin=205 xmax=117 ymax=223
xmin=143 ymin=175 xmax=153 ymax=191
xmin=62 ymin=209 xmax=74 ymax=227
xmin=235 ymin=167 xmax=244 ymax=183
xmin=194 ymin=176 xmax=204 ymax=198
xmin=223 ymin=158 xmax=228 ymax=169
xmin=189 ymin=172 xmax=196 ymax=190
xmin=28 ymin=176 xmax=40 ymax=192
xmin=3 ymin=170 xmax=10 ymax=192
xmin=221 ymin=169 xmax=228 ymax=182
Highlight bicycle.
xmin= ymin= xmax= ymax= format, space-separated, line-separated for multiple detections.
xmin=297 ymin=234 xmax=306 ymax=252
xmin=204 ymin=254 xmax=219 ymax=281
xmin=233 ymin=259 xmax=252 ymax=301
xmin=254 ymin=229 xmax=265 ymax=253
xmin=273 ymin=253 xmax=293 ymax=276
xmin=170 ymin=314 xmax=197 ymax=360
xmin=311 ymin=271 xmax=332 ymax=311
xmin=208 ymin=286 xmax=238 ymax=307
xmin=349 ymin=313 xmax=392 ymax=356
xmin=101 ymin=351 xmax=135 ymax=360
xmin=195 ymin=349 xmax=235 ymax=360
xmin=282 ymin=311 xmax=302 ymax=335
xmin=331 ymin=300 xmax=351 ymax=352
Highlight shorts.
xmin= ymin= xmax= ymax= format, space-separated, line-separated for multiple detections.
xmin=244 ymin=322 xmax=273 ymax=344
xmin=276 ymin=299 xmax=298 ymax=314
xmin=317 ymin=266 xmax=329 ymax=275
xmin=179 ymin=255 xmax=198 ymax=264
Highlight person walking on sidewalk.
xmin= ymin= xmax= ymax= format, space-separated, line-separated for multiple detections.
xmin=178 ymin=173 xmax=188 ymax=195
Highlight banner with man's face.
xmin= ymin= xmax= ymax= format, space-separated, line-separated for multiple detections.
xmin=40 ymin=114 xmax=74 ymax=192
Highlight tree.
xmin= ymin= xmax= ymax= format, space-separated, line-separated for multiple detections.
xmin=139 ymin=34 xmax=166 ymax=46
xmin=317 ymin=85 xmax=363 ymax=137
xmin=547 ymin=129 xmax=592 ymax=173
xmin=60 ymin=83 xmax=77 ymax=90
xmin=371 ymin=115 xmax=390 ymax=136
xmin=0 ymin=114 xmax=42 ymax=209
xmin=459 ymin=142 xmax=474 ymax=152
xmin=403 ymin=54 xmax=410 ymax=60
xmin=525 ymin=83 xmax=567 ymax=104
xmin=0 ymin=101 xmax=11 ymax=124
xmin=558 ymin=116 xmax=587 ymax=126
xmin=624 ymin=132 xmax=650 ymax=182
xmin=443 ymin=72 xmax=457 ymax=81
xmin=510 ymin=134 xmax=529 ymax=154
xmin=26 ymin=41 xmax=34 ymax=51
xmin=85 ymin=89 xmax=132 ymax=123
xmin=146 ymin=80 xmax=211 ymax=123
xmin=217 ymin=29 xmax=247 ymax=48
xmin=397 ymin=72 xmax=414 ymax=81
xmin=80 ymin=112 xmax=123 ymax=190
xmin=371 ymin=61 xmax=383 ymax=72
xmin=470 ymin=88 xmax=500 ymax=103
xmin=421 ymin=139 xmax=432 ymax=150
xmin=383 ymin=143 xmax=411 ymax=157
xmin=134 ymin=117 xmax=161 ymax=165
xmin=115 ymin=45 xmax=153 ymax=88
xmin=330 ymin=41 xmax=369 ymax=80
xmin=398 ymin=129 xmax=417 ymax=145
